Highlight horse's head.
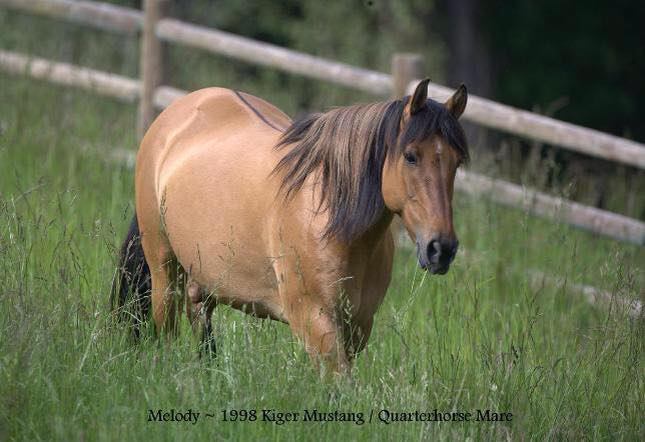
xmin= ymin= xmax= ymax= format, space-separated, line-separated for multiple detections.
xmin=382 ymin=79 xmax=468 ymax=274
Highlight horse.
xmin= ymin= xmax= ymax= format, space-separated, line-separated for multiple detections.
xmin=111 ymin=79 xmax=469 ymax=374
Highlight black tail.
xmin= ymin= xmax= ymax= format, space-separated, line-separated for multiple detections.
xmin=110 ymin=213 xmax=151 ymax=339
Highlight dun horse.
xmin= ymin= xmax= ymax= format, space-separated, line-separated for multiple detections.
xmin=112 ymin=79 xmax=469 ymax=374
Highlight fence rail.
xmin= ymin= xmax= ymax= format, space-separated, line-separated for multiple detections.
xmin=157 ymin=18 xmax=392 ymax=95
xmin=0 ymin=0 xmax=644 ymax=245
xmin=0 ymin=0 xmax=141 ymax=34
xmin=409 ymin=82 xmax=645 ymax=169
xmin=0 ymin=49 xmax=140 ymax=101
xmin=456 ymin=170 xmax=645 ymax=244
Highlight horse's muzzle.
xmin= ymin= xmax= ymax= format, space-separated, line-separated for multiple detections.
xmin=416 ymin=237 xmax=458 ymax=274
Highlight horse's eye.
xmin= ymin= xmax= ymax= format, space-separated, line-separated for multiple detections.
xmin=404 ymin=152 xmax=417 ymax=165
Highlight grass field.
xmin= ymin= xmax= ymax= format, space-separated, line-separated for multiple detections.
xmin=0 ymin=77 xmax=643 ymax=441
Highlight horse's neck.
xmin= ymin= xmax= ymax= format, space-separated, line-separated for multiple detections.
xmin=351 ymin=209 xmax=395 ymax=251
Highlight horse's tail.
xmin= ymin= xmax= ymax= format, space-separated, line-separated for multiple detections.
xmin=110 ymin=213 xmax=151 ymax=339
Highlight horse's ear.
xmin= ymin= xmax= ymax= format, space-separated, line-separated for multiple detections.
xmin=408 ymin=78 xmax=430 ymax=115
xmin=445 ymin=84 xmax=467 ymax=119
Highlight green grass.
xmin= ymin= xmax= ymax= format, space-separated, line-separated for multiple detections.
xmin=0 ymin=77 xmax=643 ymax=441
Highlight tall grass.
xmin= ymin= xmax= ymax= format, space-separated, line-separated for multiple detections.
xmin=0 ymin=78 xmax=642 ymax=441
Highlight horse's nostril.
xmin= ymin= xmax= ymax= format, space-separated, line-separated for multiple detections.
xmin=427 ymin=240 xmax=442 ymax=262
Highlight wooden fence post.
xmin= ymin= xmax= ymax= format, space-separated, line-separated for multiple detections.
xmin=391 ymin=53 xmax=423 ymax=99
xmin=138 ymin=0 xmax=169 ymax=139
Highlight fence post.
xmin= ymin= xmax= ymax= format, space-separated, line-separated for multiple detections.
xmin=391 ymin=53 xmax=424 ymax=99
xmin=138 ymin=0 xmax=170 ymax=139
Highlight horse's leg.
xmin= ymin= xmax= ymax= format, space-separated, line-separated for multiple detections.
xmin=186 ymin=280 xmax=217 ymax=356
xmin=343 ymin=231 xmax=392 ymax=361
xmin=343 ymin=317 xmax=374 ymax=361
xmin=285 ymin=301 xmax=350 ymax=376
xmin=142 ymin=235 xmax=179 ymax=336
xmin=273 ymin=246 xmax=349 ymax=375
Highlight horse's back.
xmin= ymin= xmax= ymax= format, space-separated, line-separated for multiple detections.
xmin=137 ymin=87 xmax=289 ymax=197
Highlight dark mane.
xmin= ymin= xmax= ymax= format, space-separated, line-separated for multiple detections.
xmin=273 ymin=97 xmax=469 ymax=242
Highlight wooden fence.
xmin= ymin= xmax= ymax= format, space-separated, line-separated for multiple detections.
xmin=0 ymin=0 xmax=644 ymax=245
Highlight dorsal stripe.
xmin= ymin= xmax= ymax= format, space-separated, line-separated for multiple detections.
xmin=234 ymin=90 xmax=282 ymax=132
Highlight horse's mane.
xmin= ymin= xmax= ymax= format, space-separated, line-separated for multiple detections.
xmin=273 ymin=97 xmax=469 ymax=242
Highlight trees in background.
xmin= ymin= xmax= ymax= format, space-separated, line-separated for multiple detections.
xmin=481 ymin=0 xmax=645 ymax=142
